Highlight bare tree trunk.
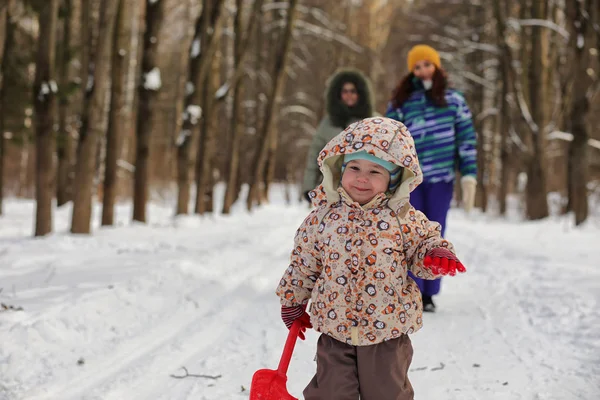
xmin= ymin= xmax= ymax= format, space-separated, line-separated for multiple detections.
xmin=0 ymin=0 xmax=8 ymax=215
xmin=56 ymin=13 xmax=72 ymax=206
xmin=342 ymin=0 xmax=356 ymax=66
xmin=0 ymin=0 xmax=6 ymax=89
xmin=498 ymin=69 xmax=510 ymax=216
xmin=518 ymin=0 xmax=531 ymax=107
xmin=133 ymin=0 xmax=166 ymax=222
xmin=466 ymin=3 xmax=487 ymax=211
xmin=71 ymin=0 xmax=120 ymax=234
xmin=524 ymin=0 xmax=549 ymax=220
xmin=568 ymin=106 xmax=589 ymax=225
xmin=193 ymin=74 xmax=209 ymax=214
xmin=263 ymin=111 xmax=279 ymax=202
xmin=175 ymin=8 xmax=203 ymax=216
xmin=0 ymin=110 xmax=3 ymax=215
xmin=494 ymin=0 xmax=548 ymax=218
xmin=246 ymin=0 xmax=298 ymax=210
xmin=56 ymin=0 xmax=80 ymax=207
xmin=222 ymin=0 xmax=244 ymax=215
xmin=102 ymin=0 xmax=134 ymax=225
xmin=177 ymin=0 xmax=225 ymax=215
xmin=191 ymin=0 xmax=226 ymax=215
xmin=566 ymin=0 xmax=598 ymax=225
xmin=544 ymin=1 xmax=561 ymax=194
xmin=116 ymin=0 xmax=144 ymax=200
xmin=493 ymin=0 xmax=513 ymax=216
xmin=33 ymin=0 xmax=60 ymax=236
xmin=195 ymin=46 xmax=221 ymax=214
xmin=222 ymin=0 xmax=263 ymax=214
xmin=261 ymin=1 xmax=284 ymax=203
xmin=77 ymin=0 xmax=92 ymax=156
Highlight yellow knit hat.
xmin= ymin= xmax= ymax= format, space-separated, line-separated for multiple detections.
xmin=407 ymin=44 xmax=441 ymax=72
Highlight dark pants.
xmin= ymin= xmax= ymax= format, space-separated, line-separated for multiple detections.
xmin=408 ymin=180 xmax=454 ymax=296
xmin=304 ymin=334 xmax=414 ymax=400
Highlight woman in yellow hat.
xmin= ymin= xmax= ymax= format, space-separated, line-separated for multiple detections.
xmin=385 ymin=44 xmax=478 ymax=312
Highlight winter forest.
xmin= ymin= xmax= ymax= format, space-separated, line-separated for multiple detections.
xmin=1 ymin=0 xmax=599 ymax=399
xmin=0 ymin=0 xmax=598 ymax=235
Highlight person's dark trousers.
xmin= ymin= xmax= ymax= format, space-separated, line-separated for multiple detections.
xmin=303 ymin=334 xmax=414 ymax=400
xmin=407 ymin=180 xmax=454 ymax=296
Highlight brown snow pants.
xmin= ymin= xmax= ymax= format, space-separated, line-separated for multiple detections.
xmin=303 ymin=333 xmax=414 ymax=400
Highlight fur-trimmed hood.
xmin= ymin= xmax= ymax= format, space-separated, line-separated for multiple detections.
xmin=308 ymin=117 xmax=423 ymax=215
xmin=325 ymin=68 xmax=375 ymax=129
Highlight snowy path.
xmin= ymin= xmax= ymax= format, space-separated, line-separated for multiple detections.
xmin=1 ymin=196 xmax=599 ymax=400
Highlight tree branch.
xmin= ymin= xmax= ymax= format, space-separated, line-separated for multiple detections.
xmin=170 ymin=366 xmax=222 ymax=380
xmin=507 ymin=18 xmax=570 ymax=41
xmin=548 ymin=131 xmax=600 ymax=151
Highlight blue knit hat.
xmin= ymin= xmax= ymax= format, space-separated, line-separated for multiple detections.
xmin=342 ymin=151 xmax=403 ymax=193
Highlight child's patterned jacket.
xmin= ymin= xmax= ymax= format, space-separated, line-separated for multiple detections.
xmin=277 ymin=117 xmax=456 ymax=346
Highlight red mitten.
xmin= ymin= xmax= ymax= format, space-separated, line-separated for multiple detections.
xmin=281 ymin=305 xmax=313 ymax=340
xmin=423 ymin=247 xmax=466 ymax=276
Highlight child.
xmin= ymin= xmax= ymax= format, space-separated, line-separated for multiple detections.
xmin=276 ymin=117 xmax=466 ymax=400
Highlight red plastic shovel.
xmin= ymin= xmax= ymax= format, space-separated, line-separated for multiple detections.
xmin=249 ymin=320 xmax=302 ymax=400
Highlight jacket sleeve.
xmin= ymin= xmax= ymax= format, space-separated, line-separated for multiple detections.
xmin=401 ymin=207 xmax=455 ymax=280
xmin=301 ymin=118 xmax=330 ymax=193
xmin=452 ymin=92 xmax=477 ymax=178
xmin=385 ymin=101 xmax=404 ymax=122
xmin=276 ymin=210 xmax=323 ymax=307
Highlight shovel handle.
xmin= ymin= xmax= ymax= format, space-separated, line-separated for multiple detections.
xmin=276 ymin=319 xmax=302 ymax=375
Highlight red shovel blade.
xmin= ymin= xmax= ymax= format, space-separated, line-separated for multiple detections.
xmin=249 ymin=369 xmax=297 ymax=400
xmin=249 ymin=320 xmax=303 ymax=400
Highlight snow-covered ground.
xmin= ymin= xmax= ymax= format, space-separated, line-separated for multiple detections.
xmin=1 ymin=187 xmax=599 ymax=400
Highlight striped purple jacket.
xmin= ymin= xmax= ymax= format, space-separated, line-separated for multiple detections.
xmin=385 ymin=83 xmax=477 ymax=183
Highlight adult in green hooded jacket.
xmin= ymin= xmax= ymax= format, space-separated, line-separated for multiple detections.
xmin=301 ymin=68 xmax=376 ymax=199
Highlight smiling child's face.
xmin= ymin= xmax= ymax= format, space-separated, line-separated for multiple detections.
xmin=341 ymin=159 xmax=390 ymax=205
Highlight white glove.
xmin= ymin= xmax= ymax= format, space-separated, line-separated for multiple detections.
xmin=461 ymin=176 xmax=477 ymax=213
